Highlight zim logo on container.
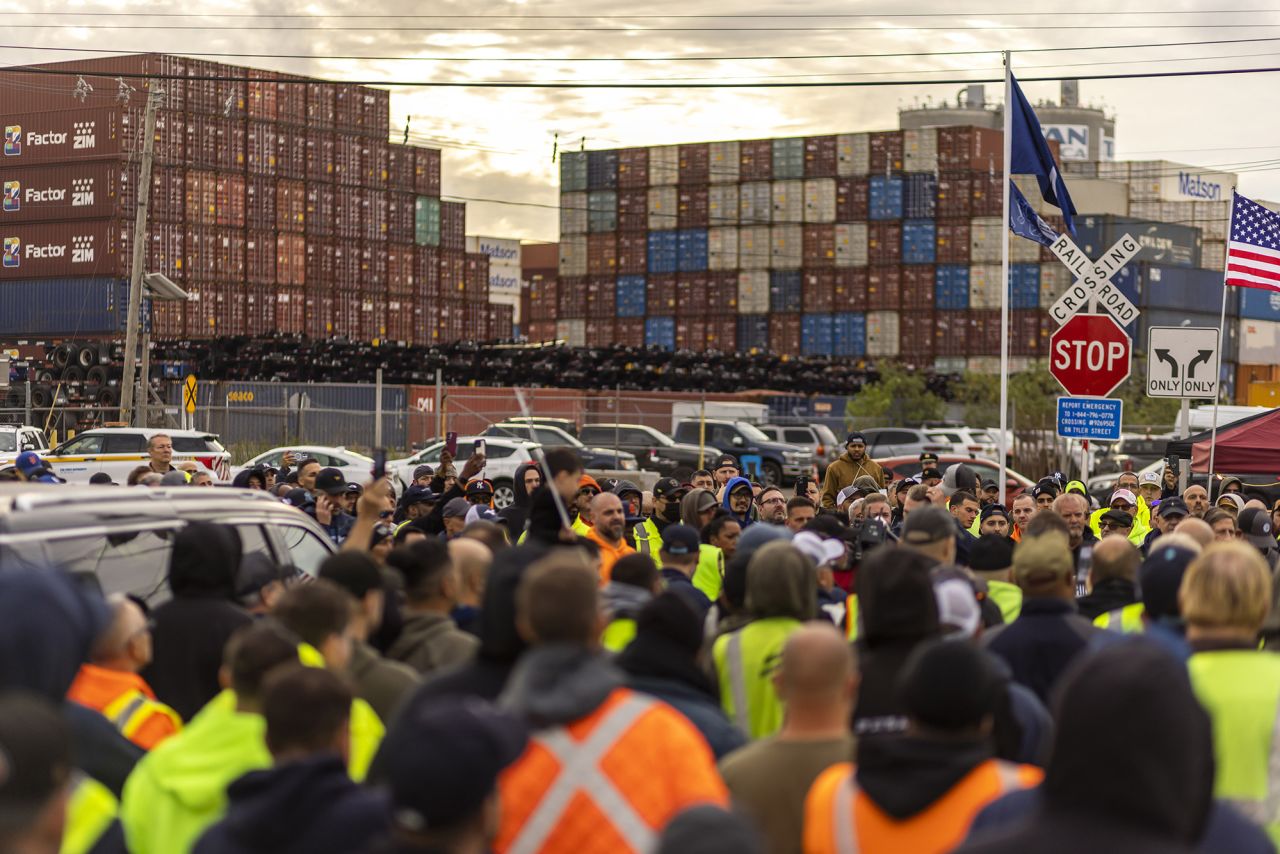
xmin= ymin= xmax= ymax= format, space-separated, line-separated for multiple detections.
xmin=3 ymin=126 xmax=19 ymax=156
xmin=71 ymin=235 xmax=94 ymax=263
xmin=3 ymin=181 xmax=18 ymax=212
xmin=71 ymin=178 xmax=93 ymax=207
xmin=3 ymin=237 xmax=19 ymax=268
xmin=72 ymin=121 xmax=95 ymax=150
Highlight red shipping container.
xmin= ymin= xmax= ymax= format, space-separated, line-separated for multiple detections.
xmin=937 ymin=126 xmax=1003 ymax=172
xmin=934 ymin=310 xmax=971 ymax=357
xmin=184 ymin=227 xmax=219 ymax=281
xmin=362 ymin=89 xmax=390 ymax=138
xmin=558 ymin=276 xmax=588 ymax=318
xmin=246 ymin=232 xmax=276 ymax=285
xmin=971 ymin=172 xmax=1003 ymax=217
xmin=868 ymin=222 xmax=903 ymax=265
xmin=1012 ymin=310 xmax=1046 ymax=356
xmin=968 ymin=310 xmax=1001 ymax=356
xmin=305 ymin=184 xmax=335 ymax=237
xmin=586 ymin=278 xmax=615 ymax=319
xmin=244 ymin=286 xmax=276 ymax=336
xmin=768 ymin=313 xmax=801 ymax=355
xmin=334 ymin=134 xmax=362 ymax=187
xmin=247 ymin=69 xmax=278 ymax=121
xmin=802 ymin=270 xmax=835 ymax=313
xmin=306 ymin=131 xmax=335 ymax=182
xmin=360 ymin=242 xmax=386 ymax=289
xmin=384 ymin=297 xmax=420 ymax=343
xmin=414 ymin=148 xmax=441 ymax=196
xmin=334 ymin=84 xmax=361 ymax=131
xmin=708 ymin=272 xmax=738 ymax=314
xmin=935 ymin=219 xmax=971 ymax=264
xmin=587 ymin=233 xmax=617 ymax=277
xmin=361 ymin=293 xmax=388 ymax=342
xmin=740 ymin=140 xmax=773 ymax=181
xmin=489 ymin=304 xmax=515 ymax=340
xmin=676 ymin=275 xmax=708 ymax=315
xmin=804 ymin=135 xmax=839 ymax=178
xmin=0 ymin=108 xmax=126 ymax=166
xmin=869 ymin=131 xmax=903 ymax=175
xmin=221 ymin=119 xmax=247 ymax=172
xmin=803 ymin=224 xmax=836 ymax=268
xmin=617 ymin=148 xmax=649 ymax=188
xmin=185 ymin=115 xmax=219 ymax=169
xmin=899 ymin=310 xmax=936 ymax=359
xmin=121 ymin=109 xmax=187 ymax=166
xmin=215 ymin=173 xmax=245 ymax=228
xmin=362 ymin=140 xmax=388 ymax=188
xmin=614 ymin=317 xmax=644 ymax=348
xmin=387 ymin=143 xmax=414 ymax=190
xmin=364 ymin=191 xmax=387 ymax=240
xmin=276 ymin=233 xmax=306 ymax=286
xmin=528 ymin=276 xmax=557 ymax=321
xmin=706 ymin=315 xmax=737 ymax=352
xmin=331 ymin=291 xmax=360 ymax=337
xmin=617 ymin=189 xmax=647 ymax=233
xmin=215 ymin=229 xmax=246 ymax=284
xmin=524 ymin=320 xmax=557 ymax=342
xmin=147 ymin=222 xmax=186 ymax=281
xmin=677 ymin=187 xmax=709 ymax=229
xmin=277 ymin=127 xmax=307 ymax=180
xmin=439 ymin=249 xmax=466 ymax=298
xmin=414 ymin=246 xmax=441 ymax=299
xmin=276 ymin=76 xmax=307 ymax=126
xmin=386 ymin=243 xmax=414 ymax=295
xmin=300 ymin=288 xmax=335 ymax=335
xmin=647 ymin=274 xmax=676 ymax=315
xmin=306 ymin=82 xmax=336 ymax=130
xmin=867 ymin=267 xmax=901 ymax=310
xmin=387 ymin=191 xmax=415 ymax=243
xmin=306 ymin=240 xmax=335 ymax=287
xmin=334 ymin=187 xmax=362 ymax=239
xmin=0 ymin=161 xmax=122 ymax=223
xmin=464 ymin=253 xmax=489 ymax=302
xmin=334 ymin=242 xmax=360 ymax=290
xmin=151 ymin=301 xmax=185 ymax=340
xmin=0 ymin=54 xmax=186 ymax=113
xmin=678 ymin=144 xmax=710 ymax=186
xmin=614 ymin=231 xmax=645 ymax=275
xmin=835 ymin=268 xmax=869 ymax=312
xmin=246 ymin=176 xmax=275 ymax=231
xmin=441 ymin=298 xmax=468 ymax=341
xmin=935 ymin=173 xmax=973 ymax=218
xmin=835 ymin=179 xmax=868 ymax=222
xmin=586 ymin=318 xmax=616 ymax=348
xmin=440 ymin=201 xmax=466 ymax=250
xmin=276 ymin=179 xmax=306 ymax=233
xmin=676 ymin=317 xmax=708 ymax=351
xmin=247 ymin=121 xmax=277 ymax=174
xmin=901 ymin=266 xmax=936 ymax=311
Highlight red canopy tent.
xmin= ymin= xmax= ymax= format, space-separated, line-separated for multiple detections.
xmin=1187 ymin=407 xmax=1280 ymax=472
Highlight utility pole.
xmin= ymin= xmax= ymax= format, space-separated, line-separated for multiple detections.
xmin=119 ymin=85 xmax=160 ymax=426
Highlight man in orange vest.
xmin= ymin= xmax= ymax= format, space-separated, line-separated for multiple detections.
xmin=67 ymin=594 xmax=183 ymax=750
xmin=494 ymin=555 xmax=728 ymax=854
xmin=804 ymin=640 xmax=1040 ymax=854
xmin=585 ymin=492 xmax=636 ymax=582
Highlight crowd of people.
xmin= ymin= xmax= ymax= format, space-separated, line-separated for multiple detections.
xmin=5 ymin=429 xmax=1280 ymax=854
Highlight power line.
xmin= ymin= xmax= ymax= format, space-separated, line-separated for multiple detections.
xmin=3 ymin=23 xmax=1280 ymax=31
xmin=17 ymin=8 xmax=1280 ymax=17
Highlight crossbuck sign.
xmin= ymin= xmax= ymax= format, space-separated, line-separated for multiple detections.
xmin=1046 ymin=233 xmax=1142 ymax=327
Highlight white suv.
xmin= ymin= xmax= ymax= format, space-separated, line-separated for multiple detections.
xmin=41 ymin=428 xmax=231 ymax=484
xmin=389 ymin=437 xmax=535 ymax=509
xmin=0 ymin=425 xmax=50 ymax=467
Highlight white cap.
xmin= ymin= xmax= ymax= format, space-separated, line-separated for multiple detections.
xmin=791 ymin=531 xmax=846 ymax=568
xmin=1139 ymin=470 xmax=1161 ymax=485
xmin=934 ymin=579 xmax=982 ymax=640
xmin=1109 ymin=488 xmax=1137 ymax=507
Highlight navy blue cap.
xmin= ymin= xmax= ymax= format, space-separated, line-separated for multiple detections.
xmin=661 ymin=524 xmax=701 ymax=556
xmin=980 ymin=504 xmax=1009 ymax=522
xmin=1157 ymin=497 xmax=1189 ymax=519
xmin=846 ymin=432 xmax=867 ymax=445
xmin=402 ymin=485 xmax=437 ymax=505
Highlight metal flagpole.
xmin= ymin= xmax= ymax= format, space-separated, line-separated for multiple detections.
xmin=997 ymin=51 xmax=1013 ymax=505
xmin=1206 ymin=189 xmax=1235 ymax=499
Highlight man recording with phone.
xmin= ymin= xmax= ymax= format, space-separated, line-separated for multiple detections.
xmin=415 ymin=444 xmax=489 ymax=538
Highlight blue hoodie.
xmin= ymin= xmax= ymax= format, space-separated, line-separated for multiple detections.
xmin=721 ymin=476 xmax=755 ymax=529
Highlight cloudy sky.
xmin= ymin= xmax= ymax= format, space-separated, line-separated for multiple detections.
xmin=8 ymin=1 xmax=1280 ymax=240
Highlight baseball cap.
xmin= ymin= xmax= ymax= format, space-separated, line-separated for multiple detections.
xmin=920 ymin=467 xmax=943 ymax=481
xmin=941 ymin=463 xmax=978 ymax=498
xmin=1109 ymin=489 xmax=1137 ymax=508
xmin=852 ymin=475 xmax=881 ymax=493
xmin=933 ymin=579 xmax=982 ymax=640
xmin=1140 ymin=545 xmax=1197 ymax=621
xmin=692 ymin=490 xmax=718 ymax=512
xmin=652 ymin=477 xmax=685 ymax=500
xmin=88 ymin=472 xmax=115 ymax=485
xmin=315 ymin=467 xmax=347 ymax=496
xmin=402 ymin=485 xmax=436 ymax=506
xmin=412 ymin=464 xmax=434 ymax=481
xmin=1157 ymin=497 xmax=1189 ymax=519
xmin=845 ymin=432 xmax=867 ymax=445
xmin=980 ymin=504 xmax=1009 ymax=523
xmin=1238 ymin=507 xmax=1277 ymax=551
xmin=1029 ymin=483 xmax=1057 ymax=501
xmin=443 ymin=497 xmax=471 ymax=519
xmin=1013 ymin=531 xmax=1073 ymax=584
xmin=792 ymin=531 xmax=846 ymax=568
xmin=729 ymin=479 xmax=753 ymax=496
xmin=919 ymin=451 xmax=940 ymax=465
xmin=15 ymin=450 xmax=46 ymax=477
xmin=160 ymin=470 xmax=190 ymax=487
xmin=383 ymin=699 xmax=528 ymax=832
xmin=612 ymin=480 xmax=642 ymax=499
xmin=981 ymin=479 xmax=999 ymax=492
xmin=836 ymin=485 xmax=860 ymax=506
xmin=577 ymin=474 xmax=601 ymax=493
xmin=0 ymin=692 xmax=72 ymax=815
xmin=464 ymin=505 xmax=501 ymax=526
xmin=1139 ymin=470 xmax=1161 ymax=486
xmin=464 ymin=479 xmax=494 ymax=498
xmin=660 ymin=524 xmax=701 ymax=556
xmin=896 ymin=477 xmax=918 ymax=493
xmin=1099 ymin=509 xmax=1134 ymax=529
xmin=1216 ymin=493 xmax=1246 ymax=514
xmin=712 ymin=454 xmax=739 ymax=471
xmin=900 ymin=505 xmax=955 ymax=546
xmin=346 ymin=482 xmax=363 ymax=495
xmin=969 ymin=534 xmax=1014 ymax=572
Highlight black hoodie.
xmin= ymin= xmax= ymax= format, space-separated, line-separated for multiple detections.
xmin=143 ymin=522 xmax=253 ymax=721
xmin=498 ymin=462 xmax=541 ymax=539
xmin=193 ymin=754 xmax=389 ymax=854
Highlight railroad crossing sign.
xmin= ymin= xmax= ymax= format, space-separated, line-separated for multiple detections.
xmin=1146 ymin=326 xmax=1221 ymax=399
xmin=183 ymin=374 xmax=198 ymax=414
xmin=1046 ymin=233 xmax=1142 ymax=327
xmin=1050 ymin=313 xmax=1132 ymax=397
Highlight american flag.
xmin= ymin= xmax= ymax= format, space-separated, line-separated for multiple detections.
xmin=1227 ymin=192 xmax=1280 ymax=291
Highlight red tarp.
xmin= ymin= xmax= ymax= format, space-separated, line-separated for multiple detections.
xmin=1191 ymin=407 xmax=1280 ymax=472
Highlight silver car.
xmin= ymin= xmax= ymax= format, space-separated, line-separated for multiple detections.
xmin=756 ymin=424 xmax=842 ymax=476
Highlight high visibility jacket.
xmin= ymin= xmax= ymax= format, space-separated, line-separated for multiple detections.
xmin=986 ymin=580 xmax=1023 ymax=624
xmin=67 ymin=663 xmax=183 ymax=750
xmin=1188 ymin=649 xmax=1280 ymax=846
xmin=494 ymin=687 xmax=729 ymax=854
xmin=61 ymin=776 xmax=119 ymax=854
xmin=692 ymin=544 xmax=724 ymax=602
xmin=601 ymin=617 xmax=638 ymax=653
xmin=1093 ymin=602 xmax=1146 ymax=634
xmin=633 ymin=517 xmax=662 ymax=560
xmin=1088 ymin=498 xmax=1152 ymax=547
xmin=572 ymin=515 xmax=593 ymax=538
xmin=587 ymin=529 xmax=637 ymax=583
xmin=845 ymin=596 xmax=861 ymax=642
xmin=713 ymin=617 xmax=802 ymax=739
xmin=802 ymin=759 xmax=1042 ymax=854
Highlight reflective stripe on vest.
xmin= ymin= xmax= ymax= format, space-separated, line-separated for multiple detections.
xmin=724 ymin=631 xmax=750 ymax=733
xmin=1093 ymin=602 xmax=1146 ymax=634
xmin=828 ymin=762 xmax=1026 ymax=853
xmin=507 ymin=694 xmax=658 ymax=854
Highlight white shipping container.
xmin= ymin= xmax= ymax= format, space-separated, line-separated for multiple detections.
xmin=708 ymin=227 xmax=739 ymax=271
xmin=836 ymin=132 xmax=870 ymax=177
xmin=649 ymin=145 xmax=678 ymax=186
xmin=558 ymin=234 xmax=587 ymax=277
xmin=834 ymin=223 xmax=868 ymax=268
xmin=1161 ymin=201 xmax=1194 ymax=224
xmin=740 ymin=182 xmax=772 ymax=225
xmin=709 ymin=184 xmax=740 ymax=226
xmin=1201 ymin=240 xmax=1225 ymax=272
xmin=934 ymin=356 xmax=967 ymax=373
xmin=966 ymin=356 xmax=1002 ymax=375
xmin=771 ymin=224 xmax=803 ymax=269
xmin=866 ymin=310 xmax=901 ymax=357
xmin=648 ymin=186 xmax=678 ymax=231
xmin=1156 ymin=162 xmax=1235 ymax=203
xmin=1097 ymin=161 xmax=1130 ymax=183
xmin=969 ymin=265 xmax=1004 ymax=309
xmin=556 ymin=319 xmax=586 ymax=347
xmin=772 ymin=180 xmax=804 ymax=223
xmin=1194 ymin=200 xmax=1230 ymax=242
xmin=970 ymin=217 xmax=1003 ymax=263
xmin=465 ymin=235 xmax=522 ymax=266
xmin=709 ymin=140 xmax=740 ymax=184
xmin=738 ymin=270 xmax=770 ymax=314
xmin=488 ymin=261 xmax=522 ymax=296
xmin=739 ymin=226 xmax=772 ymax=269
xmin=560 ymin=191 xmax=587 ymax=235
xmin=804 ymin=178 xmax=837 ymax=224
xmin=1128 ymin=201 xmax=1161 ymax=221
xmin=1071 ymin=178 xmax=1129 ymax=216
xmin=1239 ymin=318 xmax=1280 ymax=364
xmin=903 ymin=128 xmax=938 ymax=173
xmin=1040 ymin=263 xmax=1073 ymax=306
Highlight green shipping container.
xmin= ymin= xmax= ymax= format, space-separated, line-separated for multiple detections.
xmin=772 ymin=138 xmax=805 ymax=180
xmin=414 ymin=196 xmax=440 ymax=246
xmin=560 ymin=151 xmax=588 ymax=192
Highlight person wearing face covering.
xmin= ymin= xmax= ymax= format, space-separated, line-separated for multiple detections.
xmin=142 ymin=523 xmax=254 ymax=722
xmin=633 ymin=477 xmax=687 ymax=561
xmin=681 ymin=487 xmax=727 ymax=601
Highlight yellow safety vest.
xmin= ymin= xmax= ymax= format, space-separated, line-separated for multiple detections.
xmin=633 ymin=517 xmax=663 ymax=561
xmin=61 ymin=776 xmax=119 ymax=854
xmin=713 ymin=617 xmax=801 ymax=739
xmin=101 ymin=689 xmax=183 ymax=745
xmin=692 ymin=544 xmax=724 ymax=602
xmin=1093 ymin=602 xmax=1146 ymax=634
xmin=602 ymin=617 xmax=638 ymax=653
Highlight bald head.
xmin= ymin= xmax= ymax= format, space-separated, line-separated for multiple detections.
xmin=1175 ymin=517 xmax=1215 ymax=549
xmin=773 ymin=623 xmax=858 ymax=735
xmin=91 ymin=595 xmax=151 ymax=671
xmin=589 ymin=492 xmax=626 ymax=543
xmin=1089 ymin=535 xmax=1141 ymax=585
xmin=448 ymin=537 xmax=492 ymax=603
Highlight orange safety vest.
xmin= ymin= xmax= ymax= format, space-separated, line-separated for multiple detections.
xmin=66 ymin=664 xmax=183 ymax=751
xmin=495 ymin=688 xmax=728 ymax=854
xmin=803 ymin=759 xmax=1042 ymax=854
xmin=586 ymin=528 xmax=637 ymax=583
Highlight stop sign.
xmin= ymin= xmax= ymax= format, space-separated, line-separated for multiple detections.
xmin=1050 ymin=313 xmax=1132 ymax=397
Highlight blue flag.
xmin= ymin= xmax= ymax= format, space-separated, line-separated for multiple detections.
xmin=1008 ymin=180 xmax=1059 ymax=248
xmin=1009 ymin=74 xmax=1077 ymax=235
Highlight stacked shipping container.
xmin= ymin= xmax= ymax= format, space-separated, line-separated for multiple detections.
xmin=0 ymin=53 xmax=511 ymax=344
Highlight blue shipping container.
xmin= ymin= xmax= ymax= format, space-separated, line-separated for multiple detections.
xmin=677 ymin=229 xmax=709 ymax=273
xmin=869 ymin=176 xmax=904 ymax=221
xmin=1074 ymin=216 xmax=1201 ymax=269
xmin=1241 ymin=285 xmax=1280 ymax=321
xmin=586 ymin=150 xmax=618 ymax=190
xmin=647 ymin=231 xmax=678 ymax=275
xmin=738 ymin=315 xmax=770 ymax=352
xmin=1131 ymin=263 xmax=1235 ymax=314
xmin=1011 ymin=264 xmax=1041 ymax=309
xmin=616 ymin=275 xmax=647 ymax=317
xmin=935 ymin=265 xmax=970 ymax=310
xmin=0 ymin=278 xmax=148 ymax=336
xmin=645 ymin=316 xmax=676 ymax=350
xmin=801 ymin=314 xmax=834 ymax=356
xmin=904 ymin=173 xmax=938 ymax=219
xmin=832 ymin=313 xmax=867 ymax=357
xmin=902 ymin=219 xmax=937 ymax=264
xmin=769 ymin=270 xmax=803 ymax=312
